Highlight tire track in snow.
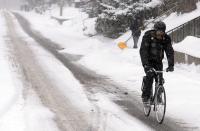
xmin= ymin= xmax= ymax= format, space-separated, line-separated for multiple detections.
xmin=4 ymin=11 xmax=94 ymax=131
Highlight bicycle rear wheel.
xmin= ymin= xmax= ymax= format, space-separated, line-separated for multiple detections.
xmin=155 ymin=86 xmax=166 ymax=124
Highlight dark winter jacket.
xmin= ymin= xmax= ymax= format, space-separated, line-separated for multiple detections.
xmin=130 ymin=20 xmax=141 ymax=37
xmin=140 ymin=30 xmax=174 ymax=68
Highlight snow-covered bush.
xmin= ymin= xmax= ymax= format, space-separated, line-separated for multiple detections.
xmin=95 ymin=0 xmax=162 ymax=38
xmin=95 ymin=8 xmax=134 ymax=38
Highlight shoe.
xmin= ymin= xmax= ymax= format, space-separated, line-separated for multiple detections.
xmin=142 ymin=96 xmax=150 ymax=104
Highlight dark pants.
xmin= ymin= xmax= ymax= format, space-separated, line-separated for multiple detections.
xmin=142 ymin=62 xmax=163 ymax=98
xmin=133 ymin=36 xmax=139 ymax=48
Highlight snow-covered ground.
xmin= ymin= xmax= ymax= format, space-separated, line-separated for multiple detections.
xmin=1 ymin=2 xmax=200 ymax=130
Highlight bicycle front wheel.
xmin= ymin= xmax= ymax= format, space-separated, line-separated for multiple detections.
xmin=143 ymin=102 xmax=151 ymax=117
xmin=155 ymin=86 xmax=166 ymax=124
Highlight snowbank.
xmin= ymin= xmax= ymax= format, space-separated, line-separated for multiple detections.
xmin=173 ymin=36 xmax=200 ymax=58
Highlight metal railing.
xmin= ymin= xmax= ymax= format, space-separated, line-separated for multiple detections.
xmin=144 ymin=2 xmax=179 ymax=28
xmin=166 ymin=15 xmax=200 ymax=65
xmin=167 ymin=15 xmax=200 ymax=43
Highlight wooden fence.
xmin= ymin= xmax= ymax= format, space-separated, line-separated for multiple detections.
xmin=174 ymin=51 xmax=200 ymax=65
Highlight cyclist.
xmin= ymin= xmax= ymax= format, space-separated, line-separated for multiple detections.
xmin=140 ymin=21 xmax=174 ymax=103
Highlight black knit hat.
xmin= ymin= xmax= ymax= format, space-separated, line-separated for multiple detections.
xmin=154 ymin=21 xmax=166 ymax=32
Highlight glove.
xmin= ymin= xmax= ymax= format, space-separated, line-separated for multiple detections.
xmin=144 ymin=65 xmax=154 ymax=75
xmin=166 ymin=66 xmax=174 ymax=72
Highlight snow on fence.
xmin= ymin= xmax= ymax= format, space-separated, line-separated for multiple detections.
xmin=167 ymin=16 xmax=200 ymax=43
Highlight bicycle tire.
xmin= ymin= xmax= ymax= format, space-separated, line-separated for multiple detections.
xmin=141 ymin=79 xmax=151 ymax=117
xmin=143 ymin=103 xmax=151 ymax=117
xmin=155 ymin=86 xmax=166 ymax=124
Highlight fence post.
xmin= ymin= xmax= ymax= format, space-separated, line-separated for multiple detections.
xmin=185 ymin=54 xmax=188 ymax=64
xmin=183 ymin=24 xmax=185 ymax=40
xmin=194 ymin=19 xmax=196 ymax=36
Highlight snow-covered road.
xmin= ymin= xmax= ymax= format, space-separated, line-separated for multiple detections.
xmin=4 ymin=11 xmax=95 ymax=131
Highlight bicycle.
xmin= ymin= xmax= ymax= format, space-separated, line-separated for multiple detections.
xmin=141 ymin=69 xmax=166 ymax=124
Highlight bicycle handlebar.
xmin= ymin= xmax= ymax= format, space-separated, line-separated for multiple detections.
xmin=152 ymin=68 xmax=166 ymax=73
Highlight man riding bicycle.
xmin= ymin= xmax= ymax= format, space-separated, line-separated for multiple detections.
xmin=140 ymin=21 xmax=174 ymax=103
